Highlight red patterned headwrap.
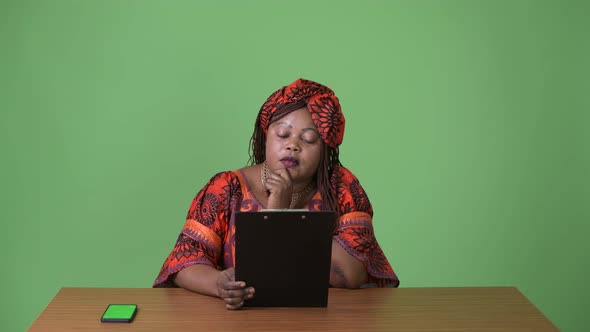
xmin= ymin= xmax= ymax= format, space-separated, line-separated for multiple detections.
xmin=258 ymin=78 xmax=345 ymax=148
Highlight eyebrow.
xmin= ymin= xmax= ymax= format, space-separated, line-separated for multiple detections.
xmin=301 ymin=128 xmax=320 ymax=135
xmin=274 ymin=121 xmax=292 ymax=128
xmin=274 ymin=122 xmax=319 ymax=134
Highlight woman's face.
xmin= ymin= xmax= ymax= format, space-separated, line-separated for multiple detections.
xmin=265 ymin=108 xmax=322 ymax=185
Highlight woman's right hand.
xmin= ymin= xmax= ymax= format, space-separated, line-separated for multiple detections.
xmin=216 ymin=267 xmax=255 ymax=310
xmin=264 ymin=167 xmax=293 ymax=209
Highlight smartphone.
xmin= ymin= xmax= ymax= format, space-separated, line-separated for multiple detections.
xmin=100 ymin=304 xmax=138 ymax=323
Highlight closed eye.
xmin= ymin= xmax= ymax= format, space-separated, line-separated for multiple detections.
xmin=301 ymin=136 xmax=318 ymax=144
xmin=301 ymin=131 xmax=320 ymax=144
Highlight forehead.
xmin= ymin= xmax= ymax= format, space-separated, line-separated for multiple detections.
xmin=270 ymin=108 xmax=316 ymax=129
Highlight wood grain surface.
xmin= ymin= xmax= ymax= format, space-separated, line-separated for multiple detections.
xmin=28 ymin=287 xmax=558 ymax=331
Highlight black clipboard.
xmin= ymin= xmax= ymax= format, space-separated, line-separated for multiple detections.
xmin=235 ymin=210 xmax=335 ymax=307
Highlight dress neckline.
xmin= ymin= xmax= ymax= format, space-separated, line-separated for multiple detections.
xmin=233 ymin=168 xmax=320 ymax=210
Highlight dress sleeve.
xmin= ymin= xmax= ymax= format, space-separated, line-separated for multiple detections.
xmin=153 ymin=171 xmax=240 ymax=287
xmin=331 ymin=166 xmax=400 ymax=287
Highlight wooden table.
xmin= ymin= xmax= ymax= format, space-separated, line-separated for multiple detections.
xmin=28 ymin=287 xmax=558 ymax=331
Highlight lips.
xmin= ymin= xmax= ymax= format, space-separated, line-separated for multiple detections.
xmin=280 ymin=157 xmax=299 ymax=168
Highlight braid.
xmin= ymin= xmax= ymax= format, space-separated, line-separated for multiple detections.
xmin=316 ymin=143 xmax=341 ymax=217
xmin=248 ymin=111 xmax=266 ymax=165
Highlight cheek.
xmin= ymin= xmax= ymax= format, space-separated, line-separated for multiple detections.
xmin=265 ymin=140 xmax=280 ymax=159
xmin=304 ymin=148 xmax=321 ymax=168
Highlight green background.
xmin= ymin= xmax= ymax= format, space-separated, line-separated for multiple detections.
xmin=1 ymin=0 xmax=588 ymax=331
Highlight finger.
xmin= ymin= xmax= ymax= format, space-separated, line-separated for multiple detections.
xmin=223 ymin=280 xmax=246 ymax=290
xmin=274 ymin=167 xmax=293 ymax=182
xmin=226 ymin=302 xmax=244 ymax=310
xmin=219 ymin=287 xmax=248 ymax=299
xmin=267 ymin=169 xmax=285 ymax=180
xmin=223 ymin=295 xmax=247 ymax=305
xmin=267 ymin=172 xmax=292 ymax=189
xmin=222 ymin=290 xmax=255 ymax=307
xmin=225 ymin=288 xmax=254 ymax=298
xmin=221 ymin=285 xmax=255 ymax=300
xmin=264 ymin=176 xmax=286 ymax=189
xmin=283 ymin=167 xmax=293 ymax=181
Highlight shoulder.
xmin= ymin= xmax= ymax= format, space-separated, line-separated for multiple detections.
xmin=331 ymin=165 xmax=361 ymax=186
xmin=333 ymin=165 xmax=356 ymax=180
xmin=197 ymin=171 xmax=243 ymax=195
xmin=331 ymin=165 xmax=373 ymax=215
xmin=187 ymin=171 xmax=244 ymax=217
xmin=204 ymin=170 xmax=240 ymax=185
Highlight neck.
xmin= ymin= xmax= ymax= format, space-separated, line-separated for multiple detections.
xmin=292 ymin=180 xmax=314 ymax=193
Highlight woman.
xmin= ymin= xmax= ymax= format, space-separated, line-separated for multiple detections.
xmin=154 ymin=78 xmax=399 ymax=309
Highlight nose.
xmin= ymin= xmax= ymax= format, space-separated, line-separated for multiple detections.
xmin=285 ymin=138 xmax=301 ymax=152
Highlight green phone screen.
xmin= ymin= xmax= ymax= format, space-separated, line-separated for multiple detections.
xmin=101 ymin=304 xmax=137 ymax=322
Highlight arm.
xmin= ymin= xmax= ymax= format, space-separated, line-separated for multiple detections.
xmin=174 ymin=265 xmax=255 ymax=310
xmin=329 ymin=239 xmax=368 ymax=288
xmin=328 ymin=166 xmax=399 ymax=288
xmin=174 ymin=264 xmax=221 ymax=297
xmin=154 ymin=172 xmax=255 ymax=308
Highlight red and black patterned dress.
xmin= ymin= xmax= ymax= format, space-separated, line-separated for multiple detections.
xmin=154 ymin=166 xmax=399 ymax=288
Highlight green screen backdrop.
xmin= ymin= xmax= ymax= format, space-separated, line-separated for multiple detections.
xmin=1 ymin=1 xmax=588 ymax=331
